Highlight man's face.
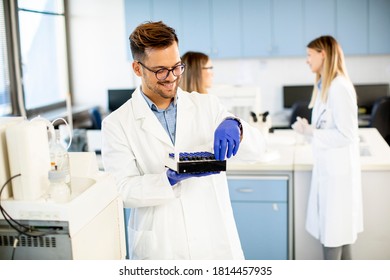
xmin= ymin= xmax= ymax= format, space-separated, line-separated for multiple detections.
xmin=133 ymin=42 xmax=182 ymax=106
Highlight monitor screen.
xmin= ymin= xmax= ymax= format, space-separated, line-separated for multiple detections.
xmin=283 ymin=85 xmax=313 ymax=108
xmin=107 ymin=89 xmax=135 ymax=112
xmin=355 ymin=84 xmax=390 ymax=114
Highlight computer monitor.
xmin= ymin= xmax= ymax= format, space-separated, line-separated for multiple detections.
xmin=355 ymin=84 xmax=390 ymax=115
xmin=283 ymin=85 xmax=313 ymax=108
xmin=107 ymin=89 xmax=136 ymax=112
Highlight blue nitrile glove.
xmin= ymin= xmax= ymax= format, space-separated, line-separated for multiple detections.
xmin=214 ymin=118 xmax=242 ymax=161
xmin=166 ymin=169 xmax=219 ymax=186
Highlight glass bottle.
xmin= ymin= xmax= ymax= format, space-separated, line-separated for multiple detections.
xmin=49 ymin=130 xmax=71 ymax=185
xmin=48 ymin=170 xmax=70 ymax=203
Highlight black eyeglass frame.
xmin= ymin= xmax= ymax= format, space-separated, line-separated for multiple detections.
xmin=137 ymin=61 xmax=186 ymax=81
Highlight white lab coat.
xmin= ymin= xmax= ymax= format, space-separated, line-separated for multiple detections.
xmin=306 ymin=76 xmax=363 ymax=247
xmin=102 ymin=87 xmax=266 ymax=259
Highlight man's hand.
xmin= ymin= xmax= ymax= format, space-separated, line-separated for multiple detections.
xmin=166 ymin=169 xmax=220 ymax=186
xmin=214 ymin=118 xmax=241 ymax=161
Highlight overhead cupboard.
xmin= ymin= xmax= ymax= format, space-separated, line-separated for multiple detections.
xmin=123 ymin=0 xmax=390 ymax=59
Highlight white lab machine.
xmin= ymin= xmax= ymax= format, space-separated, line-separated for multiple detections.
xmin=0 ymin=118 xmax=126 ymax=259
xmin=0 ymin=152 xmax=126 ymax=260
xmin=208 ymin=85 xmax=262 ymax=123
xmin=0 ymin=117 xmax=24 ymax=199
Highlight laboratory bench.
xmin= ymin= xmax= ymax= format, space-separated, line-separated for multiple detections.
xmin=293 ymin=128 xmax=390 ymax=260
xmin=226 ymin=130 xmax=295 ymax=260
xmin=226 ymin=128 xmax=390 ymax=260
xmin=270 ymin=111 xmax=372 ymax=129
xmin=0 ymin=153 xmax=126 ymax=260
xmin=85 ymin=128 xmax=390 ymax=260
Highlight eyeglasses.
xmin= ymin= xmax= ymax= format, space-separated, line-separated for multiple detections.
xmin=137 ymin=61 xmax=186 ymax=81
xmin=202 ymin=66 xmax=214 ymax=70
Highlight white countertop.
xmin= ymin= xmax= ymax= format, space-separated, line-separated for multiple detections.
xmin=294 ymin=128 xmax=390 ymax=171
xmin=227 ymin=129 xmax=297 ymax=172
xmin=228 ymin=128 xmax=390 ymax=172
xmin=86 ymin=127 xmax=390 ymax=172
xmin=356 ymin=128 xmax=390 ymax=170
xmin=1 ymin=172 xmax=118 ymax=236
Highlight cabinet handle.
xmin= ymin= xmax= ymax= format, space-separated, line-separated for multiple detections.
xmin=273 ymin=203 xmax=279 ymax=211
xmin=236 ymin=188 xmax=254 ymax=193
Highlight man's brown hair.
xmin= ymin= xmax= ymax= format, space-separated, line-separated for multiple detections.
xmin=129 ymin=21 xmax=179 ymax=62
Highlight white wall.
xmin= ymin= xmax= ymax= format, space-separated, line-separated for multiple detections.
xmin=212 ymin=56 xmax=390 ymax=114
xmin=68 ymin=0 xmax=136 ymax=110
xmin=68 ymin=0 xmax=390 ymax=115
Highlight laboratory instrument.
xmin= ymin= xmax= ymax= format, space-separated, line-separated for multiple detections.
xmin=0 ymin=116 xmax=126 ymax=259
xmin=165 ymin=152 xmax=226 ymax=173
xmin=0 ymin=152 xmax=126 ymax=260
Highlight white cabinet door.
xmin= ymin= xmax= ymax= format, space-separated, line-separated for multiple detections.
xmin=294 ymin=169 xmax=390 ymax=259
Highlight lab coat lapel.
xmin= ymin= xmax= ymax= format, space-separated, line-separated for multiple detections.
xmin=132 ymin=89 xmax=173 ymax=147
xmin=175 ymin=90 xmax=196 ymax=149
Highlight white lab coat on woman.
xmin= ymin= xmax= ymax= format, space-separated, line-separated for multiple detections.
xmin=102 ymin=87 xmax=266 ymax=259
xmin=306 ymin=76 xmax=363 ymax=247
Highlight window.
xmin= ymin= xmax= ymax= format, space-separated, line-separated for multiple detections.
xmin=0 ymin=0 xmax=11 ymax=115
xmin=17 ymin=0 xmax=70 ymax=115
xmin=0 ymin=0 xmax=70 ymax=117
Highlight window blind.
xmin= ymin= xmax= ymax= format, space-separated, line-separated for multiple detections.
xmin=0 ymin=0 xmax=11 ymax=116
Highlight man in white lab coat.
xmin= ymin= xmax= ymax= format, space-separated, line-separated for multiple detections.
xmin=101 ymin=21 xmax=266 ymax=260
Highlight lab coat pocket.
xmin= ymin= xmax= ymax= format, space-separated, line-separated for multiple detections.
xmin=323 ymin=146 xmax=349 ymax=177
xmin=128 ymin=227 xmax=154 ymax=260
xmin=127 ymin=207 xmax=155 ymax=259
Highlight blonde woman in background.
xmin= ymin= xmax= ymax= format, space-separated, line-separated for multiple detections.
xmin=180 ymin=51 xmax=213 ymax=93
xmin=292 ymin=35 xmax=363 ymax=260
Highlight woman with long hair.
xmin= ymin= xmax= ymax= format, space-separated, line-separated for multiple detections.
xmin=292 ymin=35 xmax=363 ymax=260
xmin=180 ymin=51 xmax=213 ymax=93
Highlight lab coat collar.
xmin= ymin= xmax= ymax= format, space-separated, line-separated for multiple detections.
xmin=131 ymin=87 xmax=173 ymax=147
xmin=140 ymin=88 xmax=178 ymax=111
xmin=317 ymin=78 xmax=322 ymax=90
